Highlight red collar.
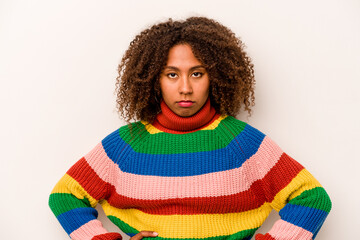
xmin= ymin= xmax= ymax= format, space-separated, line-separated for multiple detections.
xmin=152 ymin=98 xmax=220 ymax=134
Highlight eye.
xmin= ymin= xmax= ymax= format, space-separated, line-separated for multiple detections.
xmin=192 ymin=72 xmax=203 ymax=77
xmin=167 ymin=73 xmax=177 ymax=78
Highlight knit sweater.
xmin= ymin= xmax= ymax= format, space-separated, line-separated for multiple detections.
xmin=49 ymin=99 xmax=332 ymax=240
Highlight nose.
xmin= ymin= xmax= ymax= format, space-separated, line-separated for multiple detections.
xmin=179 ymin=76 xmax=193 ymax=95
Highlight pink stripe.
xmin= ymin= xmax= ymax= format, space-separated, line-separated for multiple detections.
xmin=85 ymin=136 xmax=283 ymax=200
xmin=69 ymin=220 xmax=108 ymax=240
xmin=268 ymin=219 xmax=313 ymax=239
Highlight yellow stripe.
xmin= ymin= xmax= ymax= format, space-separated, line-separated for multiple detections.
xmin=201 ymin=115 xmax=227 ymax=130
xmin=101 ymin=200 xmax=272 ymax=238
xmin=51 ymin=174 xmax=98 ymax=207
xmin=141 ymin=121 xmax=162 ymax=134
xmin=270 ymin=169 xmax=322 ymax=211
xmin=141 ymin=115 xmax=228 ymax=135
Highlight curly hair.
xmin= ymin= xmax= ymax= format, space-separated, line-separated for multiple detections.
xmin=115 ymin=16 xmax=255 ymax=123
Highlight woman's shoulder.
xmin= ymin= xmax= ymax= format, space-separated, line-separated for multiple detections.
xmin=219 ymin=115 xmax=266 ymax=138
xmin=99 ymin=121 xmax=148 ymax=160
xmin=102 ymin=121 xmax=147 ymax=142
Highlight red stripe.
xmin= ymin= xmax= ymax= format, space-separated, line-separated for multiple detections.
xmin=67 ymin=157 xmax=111 ymax=201
xmin=92 ymin=232 xmax=122 ymax=240
xmin=261 ymin=152 xmax=304 ymax=202
xmin=255 ymin=233 xmax=276 ymax=240
xmin=67 ymin=157 xmax=266 ymax=214
xmin=107 ymin=179 xmax=266 ymax=215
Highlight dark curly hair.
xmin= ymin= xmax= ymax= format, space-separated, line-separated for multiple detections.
xmin=115 ymin=16 xmax=255 ymax=123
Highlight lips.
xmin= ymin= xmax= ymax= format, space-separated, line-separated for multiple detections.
xmin=177 ymin=101 xmax=194 ymax=107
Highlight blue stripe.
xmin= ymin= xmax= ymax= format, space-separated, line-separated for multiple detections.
xmin=102 ymin=128 xmax=129 ymax=163
xmin=57 ymin=207 xmax=98 ymax=235
xmin=279 ymin=203 xmax=329 ymax=234
xmin=102 ymin=124 xmax=265 ymax=176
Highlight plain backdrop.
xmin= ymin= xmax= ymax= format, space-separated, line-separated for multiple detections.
xmin=1 ymin=0 xmax=359 ymax=239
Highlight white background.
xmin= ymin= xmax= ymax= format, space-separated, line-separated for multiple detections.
xmin=1 ymin=0 xmax=359 ymax=239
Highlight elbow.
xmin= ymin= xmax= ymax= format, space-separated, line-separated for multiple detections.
xmin=323 ymin=189 xmax=332 ymax=214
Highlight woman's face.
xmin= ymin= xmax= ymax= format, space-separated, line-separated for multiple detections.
xmin=159 ymin=44 xmax=210 ymax=117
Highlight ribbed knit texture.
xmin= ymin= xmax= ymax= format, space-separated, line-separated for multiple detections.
xmin=49 ymin=103 xmax=331 ymax=240
xmin=153 ymin=98 xmax=219 ymax=133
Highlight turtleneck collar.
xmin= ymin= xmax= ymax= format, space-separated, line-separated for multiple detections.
xmin=152 ymin=98 xmax=220 ymax=134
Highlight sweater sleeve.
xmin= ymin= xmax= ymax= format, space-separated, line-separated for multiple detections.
xmin=49 ymin=135 xmax=122 ymax=240
xmin=254 ymin=135 xmax=332 ymax=240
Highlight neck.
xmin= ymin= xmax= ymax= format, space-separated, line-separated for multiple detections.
xmin=152 ymin=98 xmax=219 ymax=134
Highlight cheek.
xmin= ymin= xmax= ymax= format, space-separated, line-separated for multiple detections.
xmin=200 ymin=79 xmax=210 ymax=96
xmin=159 ymin=80 xmax=174 ymax=98
xmin=159 ymin=78 xmax=167 ymax=95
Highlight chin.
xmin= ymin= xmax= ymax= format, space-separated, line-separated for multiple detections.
xmin=176 ymin=109 xmax=194 ymax=117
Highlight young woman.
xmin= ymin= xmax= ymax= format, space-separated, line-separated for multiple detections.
xmin=49 ymin=16 xmax=331 ymax=240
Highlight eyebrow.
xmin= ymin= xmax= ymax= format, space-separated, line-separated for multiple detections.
xmin=163 ymin=65 xmax=206 ymax=71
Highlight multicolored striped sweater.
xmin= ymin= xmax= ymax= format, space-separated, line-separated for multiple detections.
xmin=49 ymin=99 xmax=331 ymax=240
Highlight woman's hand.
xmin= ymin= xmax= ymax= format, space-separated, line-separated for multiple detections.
xmin=130 ymin=231 xmax=159 ymax=240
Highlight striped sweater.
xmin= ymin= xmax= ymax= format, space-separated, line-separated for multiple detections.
xmin=49 ymin=100 xmax=331 ymax=240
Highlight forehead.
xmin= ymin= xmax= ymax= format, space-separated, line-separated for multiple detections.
xmin=165 ymin=44 xmax=203 ymax=67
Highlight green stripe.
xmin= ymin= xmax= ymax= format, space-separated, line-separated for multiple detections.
xmin=119 ymin=116 xmax=247 ymax=154
xmin=289 ymin=187 xmax=332 ymax=213
xmin=108 ymin=215 xmax=138 ymax=235
xmin=49 ymin=193 xmax=91 ymax=217
xmin=107 ymin=215 xmax=257 ymax=240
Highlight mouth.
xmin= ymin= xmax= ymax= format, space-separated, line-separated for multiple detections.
xmin=177 ymin=100 xmax=194 ymax=107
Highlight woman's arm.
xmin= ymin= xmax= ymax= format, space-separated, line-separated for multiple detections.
xmin=49 ymin=139 xmax=122 ymax=240
xmin=255 ymin=137 xmax=332 ymax=240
